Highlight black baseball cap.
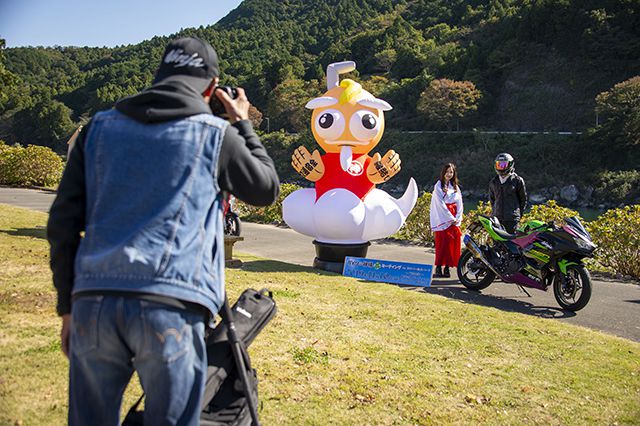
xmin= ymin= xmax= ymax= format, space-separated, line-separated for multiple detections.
xmin=153 ymin=37 xmax=220 ymax=93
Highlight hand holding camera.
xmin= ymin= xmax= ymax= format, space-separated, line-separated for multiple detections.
xmin=210 ymin=86 xmax=250 ymax=124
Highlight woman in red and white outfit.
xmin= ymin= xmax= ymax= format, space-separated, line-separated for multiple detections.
xmin=429 ymin=163 xmax=463 ymax=278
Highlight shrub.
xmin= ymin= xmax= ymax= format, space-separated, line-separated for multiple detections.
xmin=460 ymin=200 xmax=492 ymax=244
xmin=237 ymin=183 xmax=302 ymax=224
xmin=0 ymin=142 xmax=64 ymax=187
xmin=0 ymin=142 xmax=12 ymax=165
xmin=394 ymin=191 xmax=433 ymax=244
xmin=588 ymin=205 xmax=640 ymax=279
xmin=521 ymin=200 xmax=582 ymax=226
xmin=594 ymin=170 xmax=640 ymax=203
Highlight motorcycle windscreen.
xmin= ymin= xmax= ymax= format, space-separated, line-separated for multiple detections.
xmin=564 ymin=216 xmax=592 ymax=241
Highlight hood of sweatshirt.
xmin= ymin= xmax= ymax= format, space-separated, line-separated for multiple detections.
xmin=115 ymin=79 xmax=211 ymax=123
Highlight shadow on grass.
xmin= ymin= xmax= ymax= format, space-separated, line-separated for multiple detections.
xmin=0 ymin=226 xmax=47 ymax=240
xmin=241 ymin=259 xmax=336 ymax=276
xmin=374 ymin=238 xmax=430 ymax=249
xmin=241 ymin=258 xmax=574 ymax=318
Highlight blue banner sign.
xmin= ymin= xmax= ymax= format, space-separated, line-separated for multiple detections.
xmin=342 ymin=256 xmax=433 ymax=287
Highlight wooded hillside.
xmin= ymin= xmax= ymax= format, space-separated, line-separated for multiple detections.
xmin=1 ymin=0 xmax=638 ymax=203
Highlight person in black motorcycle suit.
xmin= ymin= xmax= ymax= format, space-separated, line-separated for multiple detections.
xmin=488 ymin=153 xmax=528 ymax=234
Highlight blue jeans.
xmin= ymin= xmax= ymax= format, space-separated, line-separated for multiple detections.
xmin=69 ymin=295 xmax=206 ymax=426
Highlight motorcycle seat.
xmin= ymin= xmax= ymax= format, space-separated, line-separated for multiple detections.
xmin=486 ymin=216 xmax=519 ymax=240
xmin=493 ymin=226 xmax=519 ymax=240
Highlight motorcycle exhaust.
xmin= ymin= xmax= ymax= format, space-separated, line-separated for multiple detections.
xmin=463 ymin=234 xmax=503 ymax=277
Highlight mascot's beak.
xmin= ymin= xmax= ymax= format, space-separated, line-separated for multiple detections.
xmin=340 ymin=146 xmax=352 ymax=172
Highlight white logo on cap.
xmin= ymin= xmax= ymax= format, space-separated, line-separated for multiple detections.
xmin=164 ymin=49 xmax=205 ymax=68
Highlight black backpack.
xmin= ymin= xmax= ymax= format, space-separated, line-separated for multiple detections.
xmin=123 ymin=288 xmax=277 ymax=426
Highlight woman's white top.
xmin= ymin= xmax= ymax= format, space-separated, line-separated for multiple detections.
xmin=429 ymin=180 xmax=464 ymax=231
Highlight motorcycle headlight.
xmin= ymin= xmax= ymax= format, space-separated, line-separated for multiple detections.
xmin=575 ymin=237 xmax=595 ymax=251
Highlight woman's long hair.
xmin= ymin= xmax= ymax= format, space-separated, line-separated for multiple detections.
xmin=439 ymin=163 xmax=459 ymax=193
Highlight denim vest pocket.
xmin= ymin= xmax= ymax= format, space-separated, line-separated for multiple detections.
xmin=71 ymin=296 xmax=103 ymax=356
xmin=140 ymin=301 xmax=201 ymax=363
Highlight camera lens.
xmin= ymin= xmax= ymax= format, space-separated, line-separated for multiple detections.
xmin=209 ymin=86 xmax=239 ymax=117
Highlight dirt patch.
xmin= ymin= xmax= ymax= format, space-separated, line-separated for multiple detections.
xmin=0 ymin=289 xmax=55 ymax=312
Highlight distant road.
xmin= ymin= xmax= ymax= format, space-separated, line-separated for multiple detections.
xmin=0 ymin=186 xmax=56 ymax=212
xmin=1 ymin=186 xmax=638 ymax=342
xmin=400 ymin=130 xmax=583 ymax=135
xmin=286 ymin=130 xmax=584 ymax=136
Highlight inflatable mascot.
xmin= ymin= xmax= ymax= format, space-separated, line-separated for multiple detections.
xmin=283 ymin=61 xmax=418 ymax=269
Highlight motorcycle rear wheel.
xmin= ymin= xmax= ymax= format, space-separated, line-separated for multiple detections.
xmin=457 ymin=249 xmax=496 ymax=290
xmin=224 ymin=212 xmax=241 ymax=236
xmin=553 ymin=264 xmax=592 ymax=311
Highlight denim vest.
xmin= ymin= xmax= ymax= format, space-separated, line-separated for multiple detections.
xmin=73 ymin=109 xmax=229 ymax=317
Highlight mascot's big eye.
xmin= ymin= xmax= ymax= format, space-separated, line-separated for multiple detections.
xmin=319 ymin=113 xmax=333 ymax=128
xmin=349 ymin=110 xmax=381 ymax=142
xmin=314 ymin=109 xmax=345 ymax=141
xmin=361 ymin=114 xmax=376 ymax=129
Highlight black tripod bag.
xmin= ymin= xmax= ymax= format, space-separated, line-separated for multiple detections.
xmin=123 ymin=288 xmax=277 ymax=426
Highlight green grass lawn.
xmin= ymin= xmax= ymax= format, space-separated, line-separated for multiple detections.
xmin=0 ymin=203 xmax=639 ymax=425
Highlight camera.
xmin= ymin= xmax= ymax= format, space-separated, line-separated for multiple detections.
xmin=209 ymin=85 xmax=239 ymax=118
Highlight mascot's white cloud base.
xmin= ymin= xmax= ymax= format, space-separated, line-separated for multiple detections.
xmin=283 ymin=178 xmax=418 ymax=244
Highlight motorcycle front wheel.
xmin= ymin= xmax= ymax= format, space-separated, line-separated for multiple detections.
xmin=553 ymin=264 xmax=592 ymax=311
xmin=224 ymin=212 xmax=241 ymax=236
xmin=457 ymin=249 xmax=496 ymax=290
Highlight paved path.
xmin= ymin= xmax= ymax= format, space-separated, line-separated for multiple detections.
xmin=2 ymin=186 xmax=639 ymax=342
xmin=0 ymin=187 xmax=56 ymax=213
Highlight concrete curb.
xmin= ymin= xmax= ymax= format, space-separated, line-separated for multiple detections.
xmin=0 ymin=185 xmax=58 ymax=194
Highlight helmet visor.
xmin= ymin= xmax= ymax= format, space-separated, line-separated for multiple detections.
xmin=495 ymin=160 xmax=510 ymax=171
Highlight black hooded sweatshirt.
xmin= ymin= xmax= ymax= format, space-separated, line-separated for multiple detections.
xmin=114 ymin=80 xmax=280 ymax=204
xmin=47 ymin=81 xmax=279 ymax=315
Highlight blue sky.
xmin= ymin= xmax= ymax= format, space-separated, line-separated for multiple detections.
xmin=0 ymin=0 xmax=243 ymax=47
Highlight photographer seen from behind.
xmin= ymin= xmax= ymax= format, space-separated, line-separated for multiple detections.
xmin=47 ymin=37 xmax=279 ymax=425
xmin=488 ymin=152 xmax=527 ymax=234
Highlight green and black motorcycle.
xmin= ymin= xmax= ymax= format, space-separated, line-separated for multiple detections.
xmin=458 ymin=215 xmax=597 ymax=311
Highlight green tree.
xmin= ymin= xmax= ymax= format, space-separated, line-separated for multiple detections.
xmin=360 ymin=75 xmax=392 ymax=98
xmin=373 ymin=49 xmax=397 ymax=73
xmin=0 ymin=39 xmax=26 ymax=114
xmin=595 ymin=76 xmax=640 ymax=146
xmin=248 ymin=105 xmax=263 ymax=129
xmin=266 ymin=79 xmax=321 ymax=133
xmin=417 ymin=78 xmax=482 ymax=130
xmin=594 ymin=170 xmax=640 ymax=203
xmin=12 ymin=98 xmax=75 ymax=151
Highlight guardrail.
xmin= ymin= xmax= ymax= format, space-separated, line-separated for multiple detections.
xmin=398 ymin=130 xmax=583 ymax=135
xmin=283 ymin=130 xmax=584 ymax=136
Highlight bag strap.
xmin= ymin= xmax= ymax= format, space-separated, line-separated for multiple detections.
xmin=221 ymin=294 xmax=261 ymax=426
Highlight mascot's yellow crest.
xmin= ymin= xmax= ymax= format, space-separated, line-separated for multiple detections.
xmin=338 ymin=79 xmax=362 ymax=105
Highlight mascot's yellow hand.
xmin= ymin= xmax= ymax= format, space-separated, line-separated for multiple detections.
xmin=367 ymin=150 xmax=401 ymax=184
xmin=292 ymin=146 xmax=324 ymax=182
